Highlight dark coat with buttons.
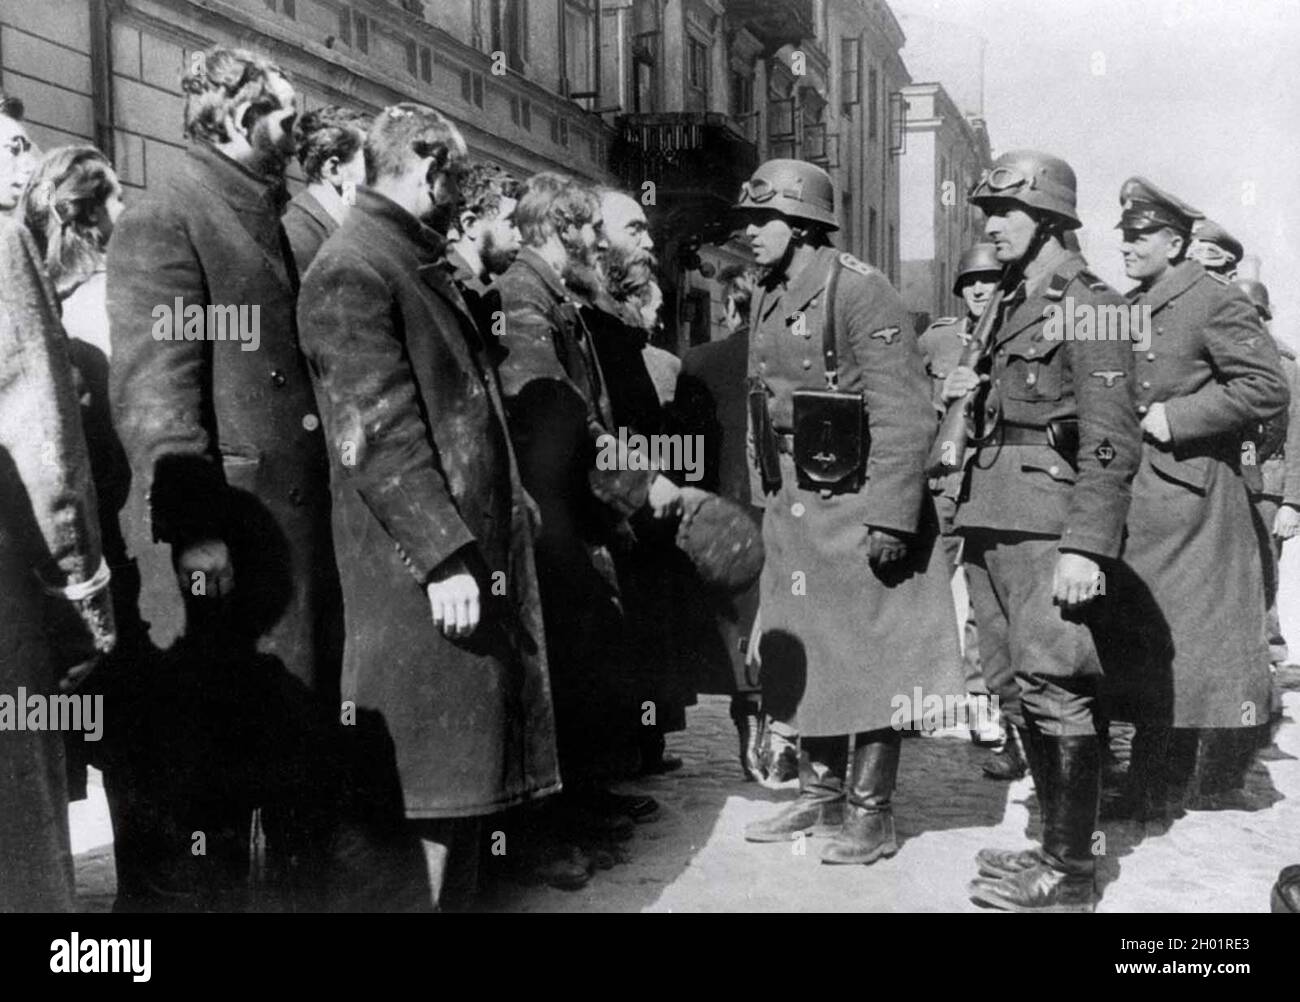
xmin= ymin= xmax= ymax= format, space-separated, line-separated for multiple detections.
xmin=747 ymin=247 xmax=960 ymax=736
xmin=494 ymin=248 xmax=655 ymax=774
xmin=1108 ymin=260 xmax=1289 ymax=727
xmin=108 ymin=141 xmax=341 ymax=696
xmin=298 ymin=190 xmax=559 ymax=817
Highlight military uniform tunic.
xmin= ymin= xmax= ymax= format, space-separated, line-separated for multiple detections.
xmin=748 ymin=246 xmax=960 ymax=737
xmin=1111 ymin=261 xmax=1289 ymax=728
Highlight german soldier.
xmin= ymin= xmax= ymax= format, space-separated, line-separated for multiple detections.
xmin=1104 ymin=180 xmax=1287 ymax=818
xmin=950 ymin=151 xmax=1142 ymax=912
xmin=1187 ymin=218 xmax=1243 ymax=278
xmin=736 ymin=158 xmax=960 ymax=865
xmin=918 ymin=243 xmax=1008 ymax=764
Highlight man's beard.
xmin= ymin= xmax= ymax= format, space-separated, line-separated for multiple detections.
xmin=481 ymin=228 xmax=518 ymax=277
xmin=599 ymin=241 xmax=658 ymax=305
xmin=246 ymin=118 xmax=292 ymax=180
xmin=560 ymin=231 xmax=600 ymax=291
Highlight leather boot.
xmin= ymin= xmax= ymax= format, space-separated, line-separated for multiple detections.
xmin=976 ymin=724 xmax=1047 ymax=878
xmin=969 ymin=733 xmax=1100 ymax=912
xmin=744 ymin=737 xmax=846 ymax=842
xmin=1101 ymin=725 xmax=1170 ymax=822
xmin=981 ymin=723 xmax=1028 ymax=780
xmin=820 ymin=730 xmax=900 ymax=865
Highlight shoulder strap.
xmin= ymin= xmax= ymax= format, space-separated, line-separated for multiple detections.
xmin=822 ymin=256 xmax=842 ymax=390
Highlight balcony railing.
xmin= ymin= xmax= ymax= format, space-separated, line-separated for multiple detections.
xmin=612 ymin=112 xmax=759 ymax=210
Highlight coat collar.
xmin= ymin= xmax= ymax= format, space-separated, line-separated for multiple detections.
xmin=447 ymin=245 xmax=488 ymax=295
xmin=186 ymin=140 xmax=289 ymax=216
xmin=768 ymin=245 xmax=837 ymax=315
xmin=290 ymin=185 xmax=342 ymax=233
xmin=515 ymin=246 xmax=571 ymax=303
xmin=1134 ymin=258 xmax=1203 ymax=312
xmin=352 ymin=188 xmax=447 ymax=264
xmin=993 ymin=248 xmax=1088 ymax=348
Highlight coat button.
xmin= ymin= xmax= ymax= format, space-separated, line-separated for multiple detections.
xmin=270 ymin=369 xmax=286 ymax=387
xmin=1137 ymin=403 xmax=1149 ymax=415
xmin=791 ymin=502 xmax=805 ymax=517
xmin=802 ymin=359 xmax=812 ymax=370
xmin=1025 ymin=372 xmax=1037 ymax=386
xmin=1146 ymin=352 xmax=1156 ymax=361
xmin=302 ymin=414 xmax=320 ymax=432
xmin=289 ymin=487 xmax=304 ymax=506
xmin=1026 ymin=348 xmax=1036 ymax=357
xmin=1156 ymin=327 xmax=1164 ymax=335
xmin=1048 ymin=465 xmax=1060 ymax=477
xmin=1141 ymin=380 xmax=1151 ymax=389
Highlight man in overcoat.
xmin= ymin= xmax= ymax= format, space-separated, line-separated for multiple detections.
xmin=948 ymin=152 xmax=1142 ymax=912
xmin=1 ymin=217 xmax=116 ymax=910
xmin=1104 ymin=180 xmax=1288 ymax=819
xmin=736 ymin=158 xmax=961 ymax=866
xmin=298 ymin=104 xmax=559 ymax=910
xmin=107 ymin=46 xmax=341 ymax=909
xmin=282 ymin=105 xmax=370 ymax=276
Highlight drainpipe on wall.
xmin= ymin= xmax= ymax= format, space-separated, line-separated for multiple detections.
xmin=88 ymin=0 xmax=116 ymax=158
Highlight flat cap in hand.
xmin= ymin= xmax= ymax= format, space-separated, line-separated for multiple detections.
xmin=675 ymin=489 xmax=764 ymax=592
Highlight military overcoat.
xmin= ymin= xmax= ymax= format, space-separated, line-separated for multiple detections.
xmin=1112 ymin=261 xmax=1289 ymax=727
xmin=748 ymin=246 xmax=960 ymax=736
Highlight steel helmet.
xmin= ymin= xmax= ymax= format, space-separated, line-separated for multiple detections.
xmin=953 ymin=243 xmax=1002 ymax=293
xmin=968 ymin=149 xmax=1081 ymax=229
xmin=735 ymin=158 xmax=838 ymax=230
xmin=1233 ymin=279 xmax=1271 ymax=321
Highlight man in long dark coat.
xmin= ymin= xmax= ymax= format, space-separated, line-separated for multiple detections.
xmin=107 ymin=46 xmax=341 ymax=910
xmin=493 ymin=172 xmax=680 ymax=843
xmin=282 ymin=106 xmax=370 ymax=276
xmin=736 ymin=158 xmax=961 ymax=866
xmin=298 ymin=104 xmax=559 ymax=911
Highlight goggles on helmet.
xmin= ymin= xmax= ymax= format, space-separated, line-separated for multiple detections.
xmin=970 ymin=164 xmax=1037 ymax=198
xmin=737 ymin=177 xmax=801 ymax=204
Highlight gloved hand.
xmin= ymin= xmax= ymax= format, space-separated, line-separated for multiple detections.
xmin=867 ymin=528 xmax=909 ymax=569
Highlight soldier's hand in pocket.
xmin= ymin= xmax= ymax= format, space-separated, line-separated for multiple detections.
xmin=941 ymin=365 xmax=987 ymax=403
xmin=867 ymin=528 xmax=908 ymax=569
xmin=175 ymin=538 xmax=233 ymax=598
xmin=1052 ymin=552 xmax=1104 ymax=609
xmin=427 ymin=554 xmax=480 ymax=638
xmin=1140 ymin=401 xmax=1172 ymax=444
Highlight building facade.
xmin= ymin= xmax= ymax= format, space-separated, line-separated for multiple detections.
xmin=898 ymin=80 xmax=990 ymax=329
xmin=1 ymin=0 xmax=915 ymax=348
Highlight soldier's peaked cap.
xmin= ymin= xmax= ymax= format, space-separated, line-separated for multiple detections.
xmin=1116 ymin=176 xmax=1204 ymax=235
xmin=1191 ymin=218 xmax=1244 ymax=262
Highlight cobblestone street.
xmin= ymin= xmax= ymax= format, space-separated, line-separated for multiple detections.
xmin=70 ymin=552 xmax=1300 ymax=913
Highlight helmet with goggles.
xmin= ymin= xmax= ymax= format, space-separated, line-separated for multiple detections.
xmin=734 ymin=158 xmax=838 ymax=230
xmin=968 ymin=150 xmax=1081 ymax=229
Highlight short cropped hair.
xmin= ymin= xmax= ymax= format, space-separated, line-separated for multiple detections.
xmin=364 ymin=102 xmax=466 ymax=185
xmin=295 ymin=106 xmax=371 ymax=182
xmin=0 ymin=90 xmax=24 ymax=121
xmin=513 ymin=171 xmax=598 ymax=249
xmin=718 ymin=264 xmax=756 ymax=321
xmin=461 ymin=161 xmax=522 ymax=219
xmin=181 ymin=46 xmax=289 ymax=143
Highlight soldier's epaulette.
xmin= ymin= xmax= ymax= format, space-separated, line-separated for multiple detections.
xmin=1045 ymin=274 xmax=1071 ymax=300
xmin=838 ymin=252 xmax=876 ymax=278
xmin=1205 ymin=270 xmax=1230 ymax=285
xmin=1073 ymin=268 xmax=1109 ymax=292
xmin=931 ymin=316 xmax=960 ymax=325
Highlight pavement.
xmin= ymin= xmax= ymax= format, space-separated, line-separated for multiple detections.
xmin=71 ymin=545 xmax=1300 ymax=912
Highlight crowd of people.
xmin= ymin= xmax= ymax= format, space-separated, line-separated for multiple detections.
xmin=0 ymin=42 xmax=1295 ymax=915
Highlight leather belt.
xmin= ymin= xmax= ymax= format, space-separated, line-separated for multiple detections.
xmin=994 ymin=421 xmax=1050 ymax=446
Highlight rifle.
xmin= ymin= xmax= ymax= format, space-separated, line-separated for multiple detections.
xmin=924 ymin=276 xmax=1013 ymax=477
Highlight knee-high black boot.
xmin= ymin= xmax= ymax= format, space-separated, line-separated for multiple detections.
xmin=975 ymin=724 xmax=1049 ymax=877
xmin=969 ymin=733 xmax=1100 ymax=912
xmin=820 ymin=729 xmax=900 ymax=865
xmin=743 ymin=735 xmax=847 ymax=842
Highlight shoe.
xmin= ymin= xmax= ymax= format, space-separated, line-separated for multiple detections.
xmin=1271 ymin=864 xmax=1300 ymax=913
xmin=820 ymin=730 xmax=901 ymax=865
xmin=745 ymin=739 xmax=846 ymax=842
xmin=587 ymin=790 xmax=659 ymax=823
xmin=975 ymin=846 xmax=1042 ymax=879
xmin=638 ymin=754 xmax=684 ymax=776
xmin=520 ymin=843 xmax=592 ymax=891
xmin=970 ymin=733 xmax=1100 ymax=912
xmin=981 ymin=725 xmax=1027 ymax=780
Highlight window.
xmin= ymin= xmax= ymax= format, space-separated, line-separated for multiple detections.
xmin=686 ymin=36 xmax=709 ymax=110
xmin=550 ymin=115 xmax=569 ymax=147
xmin=265 ymin=0 xmax=295 ymax=17
xmin=564 ymin=0 xmax=597 ymax=98
xmin=354 ymin=11 xmax=369 ymax=53
xmin=767 ymin=90 xmax=798 ymax=159
xmin=491 ymin=0 xmax=527 ymax=72
xmin=471 ymin=0 xmax=485 ymax=49
xmin=729 ymin=70 xmax=753 ymax=120
xmin=867 ymin=67 xmax=878 ymax=139
xmin=338 ymin=7 xmax=351 ymax=45
xmin=842 ymin=190 xmax=854 ymax=255
xmin=509 ymin=95 xmax=532 ymax=130
xmin=631 ymin=0 xmax=659 ymax=113
xmin=888 ymin=223 xmax=896 ymax=283
xmin=405 ymin=40 xmax=417 ymax=75
xmin=840 ymin=36 xmax=860 ymax=114
xmin=461 ymin=69 xmax=484 ymax=108
xmin=868 ymin=207 xmax=878 ymax=265
xmin=420 ymin=47 xmax=432 ymax=82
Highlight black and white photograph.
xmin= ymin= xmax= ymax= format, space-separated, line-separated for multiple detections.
xmin=0 ymin=0 xmax=1297 ymax=955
